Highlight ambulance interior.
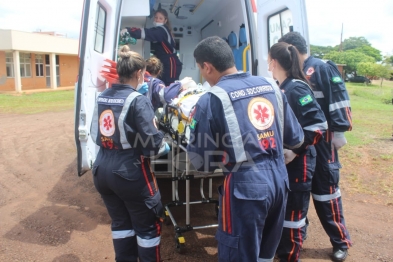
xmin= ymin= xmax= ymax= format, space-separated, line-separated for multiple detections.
xmin=76 ymin=0 xmax=300 ymax=176
xmin=119 ymin=0 xmax=253 ymax=83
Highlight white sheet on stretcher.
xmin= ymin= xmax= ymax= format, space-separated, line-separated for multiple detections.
xmin=165 ymin=86 xmax=207 ymax=142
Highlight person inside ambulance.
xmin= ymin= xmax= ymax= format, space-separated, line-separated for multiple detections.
xmin=267 ymin=42 xmax=327 ymax=262
xmin=121 ymin=9 xmax=182 ymax=86
xmin=279 ymin=32 xmax=352 ymax=262
xmin=144 ymin=56 xmax=191 ymax=112
xmin=90 ymin=45 xmax=169 ymax=262
xmin=164 ymin=77 xmax=201 ymax=106
xmin=187 ymin=36 xmax=305 ymax=262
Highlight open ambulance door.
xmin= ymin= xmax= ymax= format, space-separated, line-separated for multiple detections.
xmin=74 ymin=0 xmax=150 ymax=176
xmin=254 ymin=0 xmax=309 ymax=77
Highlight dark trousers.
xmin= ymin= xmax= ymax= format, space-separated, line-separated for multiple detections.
xmin=276 ymin=147 xmax=315 ymax=262
xmin=276 ymin=191 xmax=311 ymax=262
xmin=93 ymin=149 xmax=163 ymax=262
xmin=216 ymin=160 xmax=289 ymax=262
xmin=160 ymin=55 xmax=182 ymax=86
xmin=312 ymin=134 xmax=352 ymax=249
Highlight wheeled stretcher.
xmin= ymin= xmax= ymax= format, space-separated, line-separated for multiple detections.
xmin=151 ymin=98 xmax=223 ymax=253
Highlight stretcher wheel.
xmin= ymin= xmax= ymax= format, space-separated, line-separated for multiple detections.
xmin=164 ymin=210 xmax=171 ymax=226
xmin=175 ymin=233 xmax=185 ymax=253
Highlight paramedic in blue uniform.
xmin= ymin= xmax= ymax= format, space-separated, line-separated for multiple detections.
xmin=144 ymin=56 xmax=166 ymax=112
xmin=279 ymin=32 xmax=353 ymax=262
xmin=90 ymin=45 xmax=169 ymax=262
xmin=267 ymin=42 xmax=328 ymax=262
xmin=187 ymin=36 xmax=305 ymax=262
xmin=144 ymin=56 xmax=188 ymax=112
xmin=121 ymin=9 xmax=182 ymax=86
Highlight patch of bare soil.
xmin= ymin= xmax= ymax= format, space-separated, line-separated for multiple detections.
xmin=0 ymin=110 xmax=392 ymax=261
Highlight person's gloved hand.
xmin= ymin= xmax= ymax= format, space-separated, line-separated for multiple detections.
xmin=149 ymin=142 xmax=170 ymax=159
xmin=331 ymin=132 xmax=347 ymax=150
xmin=157 ymin=142 xmax=170 ymax=156
xmin=283 ymin=149 xmax=297 ymax=165
xmin=162 ymin=142 xmax=170 ymax=155
xmin=120 ymin=28 xmax=128 ymax=36
xmin=137 ymin=82 xmax=149 ymax=94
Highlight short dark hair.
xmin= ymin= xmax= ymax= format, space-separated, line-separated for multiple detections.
xmin=193 ymin=36 xmax=235 ymax=73
xmin=278 ymin=32 xmax=308 ymax=55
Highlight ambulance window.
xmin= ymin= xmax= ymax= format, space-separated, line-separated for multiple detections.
xmin=268 ymin=9 xmax=292 ymax=48
xmin=94 ymin=4 xmax=106 ymax=53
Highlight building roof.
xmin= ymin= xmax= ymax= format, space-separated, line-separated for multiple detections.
xmin=0 ymin=29 xmax=78 ymax=55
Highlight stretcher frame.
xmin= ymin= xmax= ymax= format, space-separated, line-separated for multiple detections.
xmin=151 ymin=105 xmax=223 ymax=253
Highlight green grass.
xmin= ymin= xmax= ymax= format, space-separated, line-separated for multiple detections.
xmin=345 ymin=81 xmax=393 ymax=146
xmin=342 ymin=81 xmax=393 ymax=199
xmin=0 ymin=90 xmax=75 ymax=114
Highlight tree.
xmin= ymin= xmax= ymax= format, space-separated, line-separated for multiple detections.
xmin=357 ymin=62 xmax=378 ymax=78
xmin=383 ymin=55 xmax=393 ymax=66
xmin=310 ymin=45 xmax=337 ymax=59
xmin=341 ymin=36 xmax=371 ymax=50
xmin=324 ymin=50 xmax=375 ymax=73
xmin=354 ymin=45 xmax=382 ymax=62
xmin=357 ymin=62 xmax=391 ymax=86
xmin=375 ymin=64 xmax=391 ymax=86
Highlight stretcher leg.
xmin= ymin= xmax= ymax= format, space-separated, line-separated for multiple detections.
xmin=186 ymin=151 xmax=190 ymax=225
xmin=161 ymin=134 xmax=222 ymax=253
xmin=200 ymin=179 xmax=206 ymax=200
xmin=171 ymin=143 xmax=176 ymax=201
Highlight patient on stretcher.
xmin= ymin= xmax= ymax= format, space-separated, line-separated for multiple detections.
xmin=100 ymin=56 xmax=206 ymax=142
xmin=157 ymin=78 xmax=209 ymax=142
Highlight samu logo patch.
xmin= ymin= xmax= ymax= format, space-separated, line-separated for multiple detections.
xmin=299 ymin=94 xmax=313 ymax=106
xmin=99 ymin=109 xmax=115 ymax=136
xmin=247 ymin=97 xmax=275 ymax=130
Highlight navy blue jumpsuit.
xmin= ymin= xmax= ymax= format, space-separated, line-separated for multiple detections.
xmin=275 ymin=78 xmax=327 ymax=262
xmin=128 ymin=26 xmax=182 ymax=86
xmin=90 ymin=83 xmax=165 ymax=262
xmin=144 ymin=72 xmax=181 ymax=112
xmin=187 ymin=72 xmax=304 ymax=262
xmin=304 ymin=57 xmax=353 ymax=250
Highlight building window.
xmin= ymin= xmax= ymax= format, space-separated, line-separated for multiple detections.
xmin=45 ymin=54 xmax=60 ymax=87
xmin=20 ymin=53 xmax=32 ymax=77
xmin=35 ymin=54 xmax=44 ymax=77
xmin=6 ymin=52 xmax=14 ymax=77
xmin=94 ymin=4 xmax=106 ymax=53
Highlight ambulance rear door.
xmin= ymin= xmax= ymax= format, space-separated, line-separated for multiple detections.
xmin=75 ymin=0 xmax=150 ymax=176
xmin=254 ymin=0 xmax=309 ymax=77
xmin=75 ymin=0 xmax=122 ymax=176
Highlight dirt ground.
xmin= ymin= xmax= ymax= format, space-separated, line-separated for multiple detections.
xmin=0 ymin=109 xmax=392 ymax=262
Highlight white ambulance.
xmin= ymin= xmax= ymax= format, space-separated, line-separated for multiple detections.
xmin=75 ymin=0 xmax=309 ymax=176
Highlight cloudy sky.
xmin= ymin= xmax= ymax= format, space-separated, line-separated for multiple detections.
xmin=0 ymin=0 xmax=392 ymax=55
xmin=305 ymin=0 xmax=393 ymax=55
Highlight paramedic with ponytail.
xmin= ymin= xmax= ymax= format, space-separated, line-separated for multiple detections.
xmin=144 ymin=56 xmax=187 ymax=112
xmin=90 ymin=45 xmax=169 ymax=262
xmin=187 ymin=36 xmax=305 ymax=262
xmin=267 ymin=42 xmax=327 ymax=262
xmin=279 ymin=32 xmax=352 ymax=262
xmin=121 ymin=9 xmax=182 ymax=86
